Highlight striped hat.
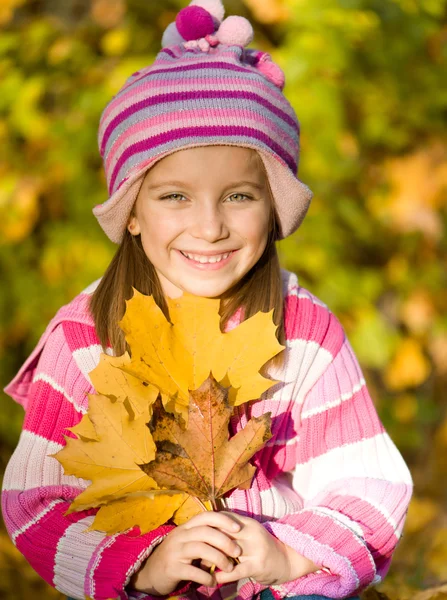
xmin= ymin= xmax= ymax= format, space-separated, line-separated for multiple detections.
xmin=94 ymin=0 xmax=313 ymax=243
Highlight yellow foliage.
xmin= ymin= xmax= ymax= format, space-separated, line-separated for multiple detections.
xmin=47 ymin=37 xmax=75 ymax=65
xmin=429 ymin=334 xmax=447 ymax=375
xmin=379 ymin=142 xmax=447 ymax=240
xmin=11 ymin=78 xmax=50 ymax=141
xmin=101 ymin=29 xmax=130 ymax=56
xmin=243 ymin=0 xmax=290 ymax=23
xmin=401 ymin=289 xmax=435 ymax=334
xmin=0 ymin=0 xmax=26 ymax=26
xmin=434 ymin=417 xmax=447 ymax=447
xmin=428 ymin=528 xmax=447 ymax=580
xmin=337 ymin=131 xmax=359 ymax=158
xmin=0 ymin=175 xmax=40 ymax=244
xmin=385 ymin=338 xmax=431 ymax=390
xmin=385 ymin=254 xmax=409 ymax=285
xmin=404 ymin=496 xmax=439 ymax=534
xmin=392 ymin=394 xmax=418 ymax=423
xmin=91 ymin=0 xmax=126 ymax=29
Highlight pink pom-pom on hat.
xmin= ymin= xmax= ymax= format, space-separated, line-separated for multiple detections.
xmin=216 ymin=15 xmax=253 ymax=47
xmin=176 ymin=5 xmax=216 ymax=41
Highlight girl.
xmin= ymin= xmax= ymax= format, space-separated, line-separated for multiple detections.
xmin=1 ymin=1 xmax=413 ymax=599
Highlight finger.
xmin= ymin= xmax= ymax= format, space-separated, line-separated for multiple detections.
xmin=179 ymin=564 xmax=217 ymax=588
xmin=214 ymin=562 xmax=252 ymax=585
xmin=183 ymin=542 xmax=235 ymax=573
xmin=200 ymin=559 xmax=214 ymax=570
xmin=182 ymin=511 xmax=241 ymax=534
xmin=218 ymin=511 xmax=248 ymax=528
xmin=179 ymin=525 xmax=242 ymax=558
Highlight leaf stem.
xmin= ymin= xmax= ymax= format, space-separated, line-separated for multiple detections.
xmin=192 ymin=496 xmax=210 ymax=512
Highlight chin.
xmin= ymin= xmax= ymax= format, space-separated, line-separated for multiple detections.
xmin=182 ymin=283 xmax=230 ymax=298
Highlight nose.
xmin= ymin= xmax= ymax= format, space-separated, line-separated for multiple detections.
xmin=189 ymin=202 xmax=230 ymax=242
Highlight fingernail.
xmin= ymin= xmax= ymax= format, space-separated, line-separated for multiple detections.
xmin=233 ymin=545 xmax=241 ymax=556
xmin=231 ymin=523 xmax=240 ymax=531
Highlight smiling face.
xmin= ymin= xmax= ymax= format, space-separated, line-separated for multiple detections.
xmin=127 ymin=145 xmax=273 ymax=299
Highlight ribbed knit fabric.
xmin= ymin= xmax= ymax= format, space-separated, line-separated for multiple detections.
xmin=1 ymin=269 xmax=413 ymax=600
xmin=98 ymin=44 xmax=301 ymax=196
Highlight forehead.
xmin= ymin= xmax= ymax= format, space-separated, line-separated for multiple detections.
xmin=143 ymin=145 xmax=266 ymax=185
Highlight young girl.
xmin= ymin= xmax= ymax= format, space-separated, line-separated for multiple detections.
xmin=1 ymin=1 xmax=413 ymax=600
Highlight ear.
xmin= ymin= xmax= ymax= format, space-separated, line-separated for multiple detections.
xmin=127 ymin=213 xmax=141 ymax=236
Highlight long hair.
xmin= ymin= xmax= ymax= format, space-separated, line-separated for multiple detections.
xmin=89 ymin=154 xmax=287 ymax=372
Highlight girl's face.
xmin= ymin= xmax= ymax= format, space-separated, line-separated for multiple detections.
xmin=127 ymin=146 xmax=272 ymax=299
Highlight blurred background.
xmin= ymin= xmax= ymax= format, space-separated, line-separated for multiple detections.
xmin=0 ymin=0 xmax=446 ymax=598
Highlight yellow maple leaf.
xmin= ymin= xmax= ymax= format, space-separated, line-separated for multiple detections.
xmin=52 ymin=393 xmax=158 ymax=514
xmin=70 ymin=412 xmax=99 ymax=442
xmin=88 ymin=491 xmax=186 ymax=535
xmin=173 ymin=496 xmax=213 ymax=525
xmin=88 ymin=492 xmax=213 ymax=535
xmin=89 ymin=351 xmax=160 ymax=419
xmin=118 ymin=289 xmax=284 ymax=408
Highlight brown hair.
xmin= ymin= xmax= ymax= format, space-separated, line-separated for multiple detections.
xmin=89 ymin=153 xmax=287 ymax=372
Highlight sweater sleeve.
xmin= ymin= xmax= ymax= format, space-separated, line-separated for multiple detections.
xmin=1 ymin=321 xmax=176 ymax=600
xmin=261 ymin=320 xmax=414 ymax=599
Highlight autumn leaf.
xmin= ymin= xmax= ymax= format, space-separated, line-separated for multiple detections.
xmin=88 ymin=491 xmax=186 ymax=535
xmin=89 ymin=492 xmax=212 ymax=535
xmin=141 ymin=373 xmax=272 ymax=506
xmin=173 ymin=496 xmax=213 ymax=525
xmin=51 ymin=393 xmax=158 ymax=514
xmin=89 ymin=351 xmax=160 ymax=420
xmin=117 ymin=289 xmax=284 ymax=410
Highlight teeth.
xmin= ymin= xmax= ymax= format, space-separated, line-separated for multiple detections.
xmin=181 ymin=251 xmax=231 ymax=263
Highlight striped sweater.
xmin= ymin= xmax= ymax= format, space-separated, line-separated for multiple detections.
xmin=1 ymin=269 xmax=413 ymax=600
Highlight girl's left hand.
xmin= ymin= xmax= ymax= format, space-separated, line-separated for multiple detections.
xmin=212 ymin=512 xmax=319 ymax=586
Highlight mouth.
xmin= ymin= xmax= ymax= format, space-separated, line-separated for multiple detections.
xmin=176 ymin=249 xmax=238 ymax=269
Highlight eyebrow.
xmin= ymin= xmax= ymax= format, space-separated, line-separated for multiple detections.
xmin=147 ymin=180 xmax=265 ymax=192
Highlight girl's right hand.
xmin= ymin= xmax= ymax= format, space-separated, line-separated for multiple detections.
xmin=128 ymin=511 xmax=243 ymax=595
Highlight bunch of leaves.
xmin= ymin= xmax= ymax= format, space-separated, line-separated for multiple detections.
xmin=51 ymin=289 xmax=284 ymax=535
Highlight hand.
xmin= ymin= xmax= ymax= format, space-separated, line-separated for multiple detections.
xmin=213 ymin=512 xmax=321 ymax=586
xmin=128 ymin=511 xmax=242 ymax=595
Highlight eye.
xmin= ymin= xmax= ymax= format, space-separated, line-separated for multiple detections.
xmin=160 ymin=193 xmax=187 ymax=202
xmin=227 ymin=193 xmax=252 ymax=202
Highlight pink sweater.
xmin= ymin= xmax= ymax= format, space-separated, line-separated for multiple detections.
xmin=1 ymin=269 xmax=413 ymax=600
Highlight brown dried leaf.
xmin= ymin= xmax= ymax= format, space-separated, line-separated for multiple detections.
xmin=141 ymin=373 xmax=272 ymax=504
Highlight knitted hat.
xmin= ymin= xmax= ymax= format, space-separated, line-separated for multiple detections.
xmin=94 ymin=0 xmax=313 ymax=243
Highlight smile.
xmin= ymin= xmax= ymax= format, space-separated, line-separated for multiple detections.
xmin=176 ymin=249 xmax=237 ymax=270
xmin=180 ymin=251 xmax=233 ymax=263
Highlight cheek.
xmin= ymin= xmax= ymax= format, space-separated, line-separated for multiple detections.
xmin=139 ymin=212 xmax=184 ymax=259
xmin=237 ymin=209 xmax=270 ymax=242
